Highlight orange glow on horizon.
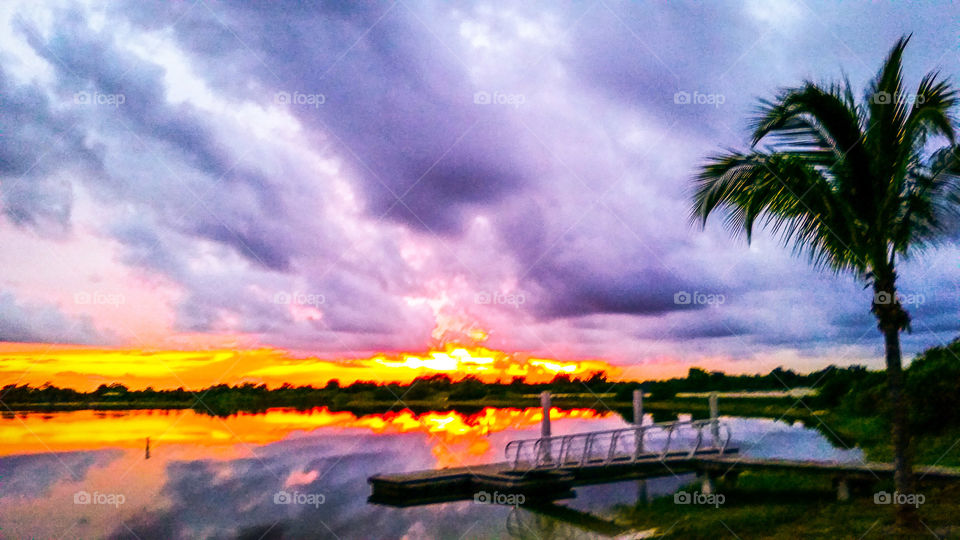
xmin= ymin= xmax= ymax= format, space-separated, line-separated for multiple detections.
xmin=0 ymin=341 xmax=621 ymax=391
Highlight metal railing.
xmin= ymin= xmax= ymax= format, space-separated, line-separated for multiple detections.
xmin=503 ymin=419 xmax=732 ymax=470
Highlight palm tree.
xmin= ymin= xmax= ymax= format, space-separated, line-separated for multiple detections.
xmin=692 ymin=36 xmax=960 ymax=527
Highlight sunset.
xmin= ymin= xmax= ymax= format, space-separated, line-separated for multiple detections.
xmin=2 ymin=0 xmax=960 ymax=538
xmin=0 ymin=339 xmax=621 ymax=391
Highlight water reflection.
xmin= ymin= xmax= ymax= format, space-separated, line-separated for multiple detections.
xmin=0 ymin=408 xmax=863 ymax=539
xmin=0 ymin=407 xmax=610 ymax=467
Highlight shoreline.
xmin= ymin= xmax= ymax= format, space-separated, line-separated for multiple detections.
xmin=0 ymin=394 xmax=817 ymax=420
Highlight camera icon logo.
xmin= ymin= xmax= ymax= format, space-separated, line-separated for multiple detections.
xmin=674 ymin=491 xmax=691 ymax=504
xmin=474 ymin=491 xmax=491 ymax=504
xmin=274 ymin=490 xmax=292 ymax=504
xmin=474 ymin=91 xmax=491 ymax=105
xmin=874 ymin=291 xmax=893 ymax=305
xmin=873 ymin=91 xmax=892 ymax=104
xmin=674 ymin=91 xmax=691 ymax=104
xmin=475 ymin=292 xmax=492 ymax=304
xmin=674 ymin=291 xmax=692 ymax=305
xmin=874 ymin=491 xmax=891 ymax=504
xmin=274 ymin=91 xmax=291 ymax=105
xmin=74 ymin=490 xmax=92 ymax=504
xmin=74 ymin=91 xmax=91 ymax=105
xmin=274 ymin=292 xmax=292 ymax=305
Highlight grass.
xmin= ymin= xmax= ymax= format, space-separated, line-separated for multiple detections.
xmin=612 ymin=400 xmax=960 ymax=538
xmin=618 ymin=471 xmax=960 ymax=539
xmin=802 ymin=406 xmax=960 ymax=469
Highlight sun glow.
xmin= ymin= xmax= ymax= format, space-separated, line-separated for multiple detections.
xmin=0 ymin=339 xmax=619 ymax=391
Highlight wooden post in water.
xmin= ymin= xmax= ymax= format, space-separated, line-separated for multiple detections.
xmin=633 ymin=389 xmax=644 ymax=425
xmin=709 ymin=392 xmax=720 ymax=446
xmin=836 ymin=477 xmax=851 ymax=501
xmin=700 ymin=472 xmax=716 ymax=495
xmin=634 ymin=388 xmax=648 ymax=503
xmin=633 ymin=389 xmax=644 ymax=454
xmin=541 ymin=391 xmax=552 ymax=463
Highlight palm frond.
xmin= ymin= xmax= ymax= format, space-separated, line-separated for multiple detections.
xmin=692 ymin=151 xmax=863 ymax=274
xmin=751 ymin=82 xmax=866 ymax=168
xmin=864 ymin=35 xmax=912 ymax=178
xmin=694 ymin=35 xmax=960 ymax=283
xmin=896 ymin=145 xmax=960 ymax=252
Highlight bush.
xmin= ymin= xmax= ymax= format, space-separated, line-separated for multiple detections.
xmin=906 ymin=339 xmax=960 ymax=433
xmin=449 ymin=377 xmax=487 ymax=400
xmin=401 ymin=383 xmax=432 ymax=400
xmin=614 ymin=383 xmax=642 ymax=402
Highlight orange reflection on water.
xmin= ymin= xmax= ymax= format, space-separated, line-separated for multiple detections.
xmin=0 ymin=407 xmax=608 ymax=467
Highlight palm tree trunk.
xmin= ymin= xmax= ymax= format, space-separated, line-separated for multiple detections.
xmin=882 ymin=323 xmax=918 ymax=528
xmin=874 ymin=278 xmax=918 ymax=529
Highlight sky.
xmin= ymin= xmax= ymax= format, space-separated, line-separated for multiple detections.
xmin=0 ymin=0 xmax=959 ymax=389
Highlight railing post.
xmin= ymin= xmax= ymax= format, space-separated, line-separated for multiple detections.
xmin=633 ymin=389 xmax=644 ymax=458
xmin=575 ymin=434 xmax=586 ymax=466
xmin=606 ymin=432 xmax=618 ymax=464
xmin=541 ymin=391 xmax=552 ymax=464
xmin=709 ymin=392 xmax=720 ymax=447
xmin=661 ymin=424 xmax=675 ymax=459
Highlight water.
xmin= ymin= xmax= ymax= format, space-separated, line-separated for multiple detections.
xmin=0 ymin=407 xmax=863 ymax=539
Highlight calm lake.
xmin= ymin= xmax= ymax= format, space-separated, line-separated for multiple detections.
xmin=0 ymin=407 xmax=863 ymax=539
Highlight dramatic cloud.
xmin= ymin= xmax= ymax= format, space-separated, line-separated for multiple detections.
xmin=0 ymin=0 xmax=958 ymax=380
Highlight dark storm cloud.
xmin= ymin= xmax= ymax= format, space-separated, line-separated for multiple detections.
xmin=0 ymin=63 xmax=102 ymax=236
xmin=531 ymin=263 xmax=717 ymax=319
xmin=668 ymin=318 xmax=752 ymax=340
xmin=0 ymin=292 xmax=102 ymax=344
xmin=114 ymin=1 xmax=536 ymax=235
xmin=18 ymin=9 xmax=292 ymax=270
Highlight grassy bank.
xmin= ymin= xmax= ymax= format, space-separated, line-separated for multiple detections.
xmin=618 ymin=471 xmax=960 ymax=539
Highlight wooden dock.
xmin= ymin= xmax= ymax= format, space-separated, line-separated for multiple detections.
xmin=369 ymin=395 xmax=960 ymax=507
xmin=371 ymin=451 xmax=960 ymax=506
xmin=371 ymin=413 xmax=737 ymax=506
xmin=369 ymin=447 xmax=738 ymax=506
